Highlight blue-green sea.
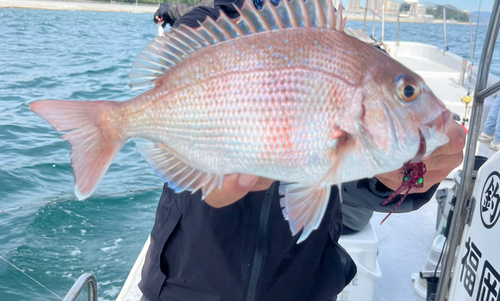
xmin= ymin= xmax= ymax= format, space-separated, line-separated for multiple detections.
xmin=1 ymin=6 xmax=500 ymax=301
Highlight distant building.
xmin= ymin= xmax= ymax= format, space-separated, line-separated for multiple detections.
xmin=346 ymin=0 xmax=424 ymax=15
xmin=367 ymin=0 xmax=383 ymax=13
xmin=416 ymin=4 xmax=427 ymax=16
xmin=398 ymin=0 xmax=428 ymax=17
xmin=360 ymin=0 xmax=400 ymax=14
xmin=347 ymin=0 xmax=361 ymax=11
xmin=385 ymin=0 xmax=400 ymax=13
xmin=399 ymin=0 xmax=417 ymax=16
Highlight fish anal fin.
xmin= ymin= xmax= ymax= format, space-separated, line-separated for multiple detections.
xmin=134 ymin=139 xmax=221 ymax=196
xmin=279 ymin=183 xmax=331 ymax=243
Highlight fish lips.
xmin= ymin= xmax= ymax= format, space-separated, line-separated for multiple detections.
xmin=419 ymin=109 xmax=451 ymax=158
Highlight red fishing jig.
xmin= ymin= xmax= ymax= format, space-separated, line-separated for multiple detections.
xmin=380 ymin=161 xmax=427 ymax=224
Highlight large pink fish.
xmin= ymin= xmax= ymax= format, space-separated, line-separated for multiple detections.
xmin=30 ymin=0 xmax=449 ymax=242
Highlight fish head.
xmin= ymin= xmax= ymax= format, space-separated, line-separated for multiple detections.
xmin=351 ymin=58 xmax=450 ymax=172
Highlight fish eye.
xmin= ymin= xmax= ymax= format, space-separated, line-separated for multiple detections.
xmin=396 ymin=75 xmax=420 ymax=103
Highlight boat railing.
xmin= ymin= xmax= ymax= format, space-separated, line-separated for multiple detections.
xmin=62 ymin=273 xmax=98 ymax=301
xmin=360 ymin=1 xmax=489 ymax=61
xmin=400 ymin=2 xmax=488 ymax=57
xmin=362 ymin=7 xmax=385 ymax=43
xmin=435 ymin=0 xmax=500 ymax=300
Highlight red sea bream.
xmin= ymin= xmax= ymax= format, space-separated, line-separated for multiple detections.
xmin=30 ymin=0 xmax=450 ymax=242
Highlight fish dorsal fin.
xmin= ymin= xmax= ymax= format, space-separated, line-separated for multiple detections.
xmin=130 ymin=0 xmax=345 ymax=89
xmin=134 ymin=139 xmax=224 ymax=198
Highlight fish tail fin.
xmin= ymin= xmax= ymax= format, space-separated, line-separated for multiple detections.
xmin=30 ymin=100 xmax=126 ymax=200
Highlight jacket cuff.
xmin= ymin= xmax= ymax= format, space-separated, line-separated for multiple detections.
xmin=342 ymin=178 xmax=439 ymax=213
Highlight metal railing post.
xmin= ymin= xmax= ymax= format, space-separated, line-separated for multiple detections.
xmin=470 ymin=15 xmax=474 ymax=60
xmin=381 ymin=1 xmax=385 ymax=43
xmin=435 ymin=0 xmax=500 ymax=300
xmin=372 ymin=7 xmax=376 ymax=38
xmin=443 ymin=7 xmax=448 ymax=50
xmin=363 ymin=0 xmax=369 ymax=32
xmin=458 ymin=59 xmax=467 ymax=88
xmin=63 ymin=273 xmax=98 ymax=301
xmin=396 ymin=14 xmax=400 ymax=45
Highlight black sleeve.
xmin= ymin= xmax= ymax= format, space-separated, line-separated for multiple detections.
xmin=154 ymin=4 xmax=173 ymax=27
xmin=154 ymin=4 xmax=169 ymax=19
xmin=173 ymin=0 xmax=245 ymax=28
xmin=342 ymin=178 xmax=439 ymax=213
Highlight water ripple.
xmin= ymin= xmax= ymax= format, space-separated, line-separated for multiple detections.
xmin=0 ymin=8 xmax=158 ymax=300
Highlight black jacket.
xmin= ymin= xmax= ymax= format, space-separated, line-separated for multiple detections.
xmin=139 ymin=181 xmax=436 ymax=301
xmin=153 ymin=0 xmax=215 ymax=28
xmin=140 ymin=1 xmax=439 ymax=300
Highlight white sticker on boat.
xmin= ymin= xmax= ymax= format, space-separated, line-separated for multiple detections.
xmin=480 ymin=171 xmax=500 ymax=229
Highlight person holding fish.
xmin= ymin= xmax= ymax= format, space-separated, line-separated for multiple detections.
xmin=153 ymin=0 xmax=215 ymax=29
xmin=30 ymin=0 xmax=466 ymax=300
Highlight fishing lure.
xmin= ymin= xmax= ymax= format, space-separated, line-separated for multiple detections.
xmin=380 ymin=161 xmax=427 ymax=224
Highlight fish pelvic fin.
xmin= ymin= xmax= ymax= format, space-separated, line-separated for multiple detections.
xmin=30 ymin=100 xmax=125 ymax=200
xmin=130 ymin=0 xmax=346 ymax=88
xmin=279 ymin=183 xmax=331 ymax=244
xmin=278 ymin=126 xmax=347 ymax=243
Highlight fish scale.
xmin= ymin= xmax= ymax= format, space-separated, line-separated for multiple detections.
xmin=153 ymin=31 xmax=362 ymax=94
xmin=30 ymin=0 xmax=449 ymax=242
xmin=146 ymin=79 xmax=337 ymax=177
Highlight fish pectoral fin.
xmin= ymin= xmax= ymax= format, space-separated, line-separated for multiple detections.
xmin=279 ymin=183 xmax=331 ymax=243
xmin=134 ymin=139 xmax=222 ymax=196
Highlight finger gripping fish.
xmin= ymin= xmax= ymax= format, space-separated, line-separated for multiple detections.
xmin=30 ymin=0 xmax=449 ymax=243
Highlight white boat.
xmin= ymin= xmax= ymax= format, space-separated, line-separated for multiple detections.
xmin=62 ymin=1 xmax=500 ymax=301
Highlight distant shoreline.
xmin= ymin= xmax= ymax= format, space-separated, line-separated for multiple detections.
xmin=0 ymin=0 xmax=487 ymax=25
xmin=345 ymin=15 xmax=484 ymax=25
xmin=0 ymin=0 xmax=157 ymax=13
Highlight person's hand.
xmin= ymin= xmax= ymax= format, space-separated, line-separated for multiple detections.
xmin=375 ymin=118 xmax=466 ymax=193
xmin=204 ymin=174 xmax=275 ymax=208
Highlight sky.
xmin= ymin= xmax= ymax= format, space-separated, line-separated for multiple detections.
xmin=409 ymin=0 xmax=495 ymax=13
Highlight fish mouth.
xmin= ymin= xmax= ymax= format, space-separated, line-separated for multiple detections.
xmin=419 ymin=109 xmax=451 ymax=158
xmin=356 ymin=106 xmax=449 ymax=172
xmin=410 ymin=130 xmax=426 ymax=163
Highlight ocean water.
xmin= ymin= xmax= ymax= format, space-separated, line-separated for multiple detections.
xmin=1 ymin=7 xmax=500 ymax=301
